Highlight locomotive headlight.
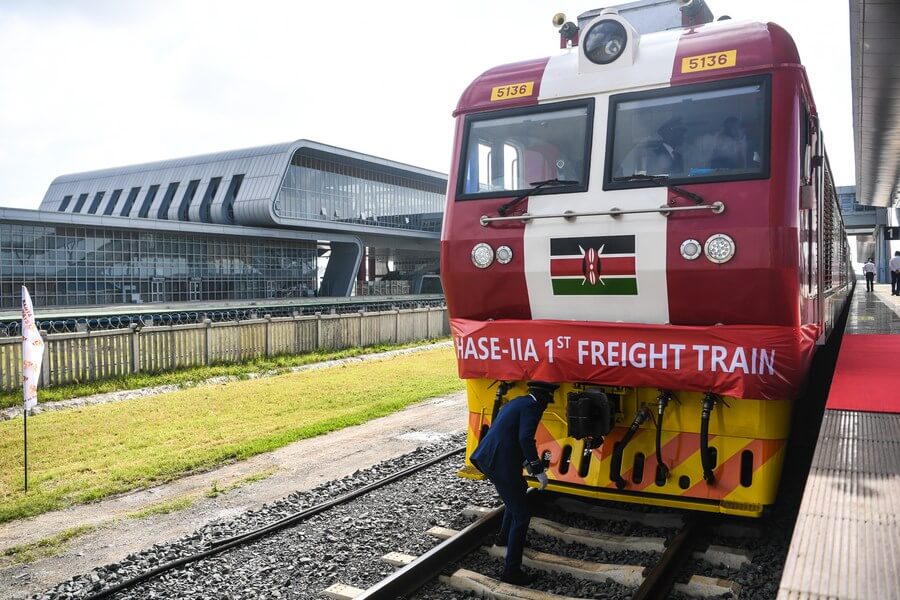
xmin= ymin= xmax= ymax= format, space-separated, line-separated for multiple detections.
xmin=680 ymin=239 xmax=702 ymax=260
xmin=471 ymin=243 xmax=495 ymax=269
xmin=704 ymin=234 xmax=736 ymax=264
xmin=583 ymin=20 xmax=628 ymax=65
xmin=496 ymin=245 xmax=513 ymax=264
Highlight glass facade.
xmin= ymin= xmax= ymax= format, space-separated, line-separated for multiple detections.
xmin=275 ymin=150 xmax=445 ymax=232
xmin=0 ymin=221 xmax=318 ymax=309
xmin=838 ymin=186 xmax=874 ymax=213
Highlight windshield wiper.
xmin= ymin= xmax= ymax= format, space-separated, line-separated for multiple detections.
xmin=497 ymin=179 xmax=580 ymax=216
xmin=613 ymin=174 xmax=706 ymax=205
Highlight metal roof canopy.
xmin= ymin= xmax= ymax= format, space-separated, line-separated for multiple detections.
xmin=850 ymin=0 xmax=900 ymax=207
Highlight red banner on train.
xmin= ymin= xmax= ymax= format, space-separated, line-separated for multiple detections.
xmin=450 ymin=318 xmax=821 ymax=401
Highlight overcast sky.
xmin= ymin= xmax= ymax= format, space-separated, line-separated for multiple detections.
xmin=0 ymin=0 xmax=853 ymax=209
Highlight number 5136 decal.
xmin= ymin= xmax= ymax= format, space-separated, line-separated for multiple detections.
xmin=681 ymin=50 xmax=737 ymax=73
xmin=490 ymin=81 xmax=535 ymax=101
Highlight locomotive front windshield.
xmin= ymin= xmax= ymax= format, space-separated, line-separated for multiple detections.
xmin=458 ymin=100 xmax=593 ymax=199
xmin=606 ymin=77 xmax=770 ymax=188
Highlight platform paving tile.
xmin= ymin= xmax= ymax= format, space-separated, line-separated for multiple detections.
xmin=777 ymin=284 xmax=900 ymax=599
xmin=845 ymin=283 xmax=900 ymax=334
xmin=777 ymin=412 xmax=900 ymax=600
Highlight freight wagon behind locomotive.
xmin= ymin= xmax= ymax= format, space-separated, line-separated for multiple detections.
xmin=441 ymin=1 xmax=852 ymax=517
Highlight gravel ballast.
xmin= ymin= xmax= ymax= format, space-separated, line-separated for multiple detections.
xmin=30 ymin=430 xmax=795 ymax=600
xmin=31 ymin=433 xmax=495 ymax=600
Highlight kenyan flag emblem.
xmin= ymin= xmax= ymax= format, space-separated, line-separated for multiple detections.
xmin=549 ymin=235 xmax=638 ymax=295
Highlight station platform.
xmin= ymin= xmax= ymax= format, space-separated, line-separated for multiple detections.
xmin=778 ymin=284 xmax=900 ymax=599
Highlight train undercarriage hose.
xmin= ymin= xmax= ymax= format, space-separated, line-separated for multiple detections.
xmin=490 ymin=381 xmax=511 ymax=423
xmin=654 ymin=390 xmax=673 ymax=486
xmin=700 ymin=393 xmax=718 ymax=484
xmin=610 ymin=407 xmax=651 ymax=489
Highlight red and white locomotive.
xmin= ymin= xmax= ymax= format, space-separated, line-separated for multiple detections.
xmin=441 ymin=2 xmax=852 ymax=517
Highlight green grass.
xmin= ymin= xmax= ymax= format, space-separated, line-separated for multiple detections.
xmin=205 ymin=468 xmax=277 ymax=499
xmin=3 ymin=469 xmax=276 ymax=564
xmin=0 ymin=339 xmax=449 ymax=410
xmin=1 ymin=525 xmax=96 ymax=565
xmin=125 ymin=495 xmax=197 ymax=519
xmin=0 ymin=346 xmax=463 ymax=524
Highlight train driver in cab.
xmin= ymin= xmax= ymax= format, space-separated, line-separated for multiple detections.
xmin=615 ymin=116 xmax=687 ymax=178
xmin=470 ymin=381 xmax=558 ymax=586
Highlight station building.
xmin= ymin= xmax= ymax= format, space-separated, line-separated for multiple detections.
xmin=0 ymin=141 xmax=446 ymax=310
xmin=837 ymin=185 xmax=900 ymax=282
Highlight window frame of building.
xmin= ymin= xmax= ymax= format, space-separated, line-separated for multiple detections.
xmin=138 ymin=184 xmax=160 ymax=218
xmin=221 ymin=174 xmax=244 ymax=224
xmin=178 ymin=180 xmax=201 ymax=221
xmin=119 ymin=187 xmax=141 ymax=217
xmin=58 ymin=195 xmax=73 ymax=212
xmin=103 ymin=189 xmax=123 ymax=216
xmin=87 ymin=191 xmax=106 ymax=215
xmin=198 ymin=177 xmax=222 ymax=223
xmin=157 ymin=182 xmax=180 ymax=220
xmin=72 ymin=193 xmax=89 ymax=213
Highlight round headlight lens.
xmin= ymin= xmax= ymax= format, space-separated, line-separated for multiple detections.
xmin=471 ymin=243 xmax=495 ymax=269
xmin=583 ymin=20 xmax=628 ymax=65
xmin=704 ymin=234 xmax=736 ymax=264
xmin=496 ymin=245 xmax=513 ymax=264
xmin=680 ymin=239 xmax=702 ymax=261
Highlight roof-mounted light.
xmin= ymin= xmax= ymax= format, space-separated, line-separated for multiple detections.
xmin=583 ymin=19 xmax=628 ymax=65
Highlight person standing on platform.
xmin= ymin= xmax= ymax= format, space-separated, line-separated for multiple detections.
xmin=863 ymin=258 xmax=876 ymax=292
xmin=891 ymin=251 xmax=900 ymax=296
xmin=469 ymin=381 xmax=558 ymax=586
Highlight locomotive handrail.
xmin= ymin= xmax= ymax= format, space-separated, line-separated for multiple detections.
xmin=479 ymin=201 xmax=724 ymax=226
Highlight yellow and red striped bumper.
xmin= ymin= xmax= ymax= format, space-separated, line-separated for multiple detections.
xmin=459 ymin=379 xmax=791 ymax=518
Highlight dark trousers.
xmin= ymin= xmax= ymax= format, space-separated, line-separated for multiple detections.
xmin=491 ymin=475 xmax=530 ymax=573
xmin=866 ymin=272 xmax=875 ymax=291
xmin=893 ymin=271 xmax=900 ymax=295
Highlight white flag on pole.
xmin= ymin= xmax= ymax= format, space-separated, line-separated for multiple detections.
xmin=21 ymin=286 xmax=44 ymax=411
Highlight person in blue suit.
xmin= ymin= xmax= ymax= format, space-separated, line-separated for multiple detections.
xmin=470 ymin=381 xmax=558 ymax=585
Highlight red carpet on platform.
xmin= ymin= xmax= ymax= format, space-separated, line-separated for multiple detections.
xmin=826 ymin=334 xmax=900 ymax=413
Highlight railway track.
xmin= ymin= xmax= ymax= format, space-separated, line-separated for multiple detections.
xmin=79 ymin=445 xmax=468 ymax=600
xmin=41 ymin=439 xmax=766 ymax=600
xmin=325 ymin=497 xmax=749 ymax=599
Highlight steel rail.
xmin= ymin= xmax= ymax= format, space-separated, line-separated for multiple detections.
xmin=356 ymin=504 xmax=505 ymax=599
xmin=479 ymin=201 xmax=725 ymax=226
xmin=632 ymin=517 xmax=707 ymax=600
xmin=84 ymin=445 xmax=466 ymax=600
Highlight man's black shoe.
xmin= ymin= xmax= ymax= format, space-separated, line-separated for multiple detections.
xmin=500 ymin=568 xmax=538 ymax=585
xmin=493 ymin=532 xmax=508 ymax=547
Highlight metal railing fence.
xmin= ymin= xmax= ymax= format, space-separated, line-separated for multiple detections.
xmin=0 ymin=307 xmax=449 ymax=393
